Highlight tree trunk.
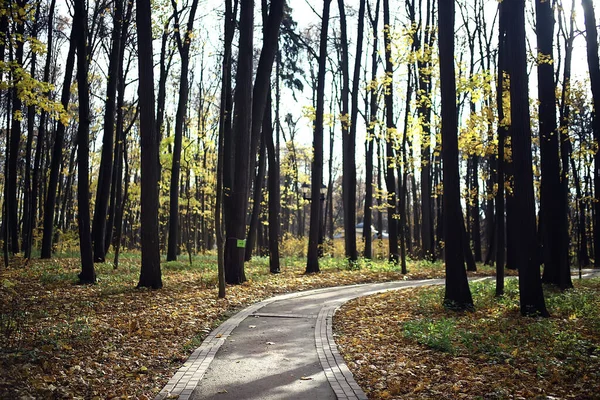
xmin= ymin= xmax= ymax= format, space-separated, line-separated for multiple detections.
xmin=167 ymin=0 xmax=200 ymax=261
xmin=439 ymin=0 xmax=473 ymax=310
xmin=92 ymin=0 xmax=124 ymax=262
xmin=41 ymin=26 xmax=77 ymax=259
xmin=74 ymin=0 xmax=96 ymax=284
xmin=136 ymin=0 xmax=162 ymax=289
xmin=363 ymin=0 xmax=381 ymax=259
xmin=265 ymin=92 xmax=281 ymax=273
xmin=506 ymin=0 xmax=548 ymax=316
xmin=582 ymin=0 xmax=600 ymax=268
xmin=306 ymin=0 xmax=331 ymax=274
xmin=536 ymin=0 xmax=572 ymax=289
xmin=382 ymin=0 xmax=399 ymax=263
xmin=224 ymin=0 xmax=254 ymax=283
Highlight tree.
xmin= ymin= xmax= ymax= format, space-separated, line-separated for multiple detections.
xmin=136 ymin=0 xmax=162 ymax=289
xmin=306 ymin=0 xmax=331 ymax=274
xmin=245 ymin=0 xmax=285 ymax=262
xmin=41 ymin=22 xmax=77 ymax=259
xmin=382 ymin=0 xmax=399 ymax=264
xmin=506 ymin=0 xmax=548 ymax=317
xmin=74 ymin=0 xmax=96 ymax=284
xmin=166 ymin=0 xmax=200 ymax=261
xmin=91 ymin=0 xmax=125 ymax=263
xmin=224 ymin=0 xmax=254 ymax=284
xmin=582 ymin=0 xmax=600 ymax=267
xmin=495 ymin=0 xmax=507 ymax=297
xmin=536 ymin=0 xmax=572 ymax=289
xmin=439 ymin=0 xmax=473 ymax=310
xmin=363 ymin=0 xmax=381 ymax=260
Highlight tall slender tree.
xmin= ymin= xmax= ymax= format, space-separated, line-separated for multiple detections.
xmin=224 ymin=0 xmax=254 ymax=284
xmin=167 ymin=0 xmax=200 ymax=261
xmin=536 ymin=0 xmax=572 ymax=289
xmin=306 ymin=0 xmax=331 ymax=274
xmin=74 ymin=0 xmax=95 ymax=284
xmin=439 ymin=0 xmax=472 ymax=310
xmin=91 ymin=0 xmax=124 ymax=262
xmin=582 ymin=0 xmax=600 ymax=265
xmin=506 ymin=0 xmax=548 ymax=316
xmin=382 ymin=0 xmax=399 ymax=263
xmin=363 ymin=0 xmax=381 ymax=259
xmin=136 ymin=0 xmax=162 ymax=288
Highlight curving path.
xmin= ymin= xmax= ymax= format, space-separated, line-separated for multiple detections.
xmin=155 ymin=279 xmax=447 ymax=400
xmin=155 ymin=270 xmax=600 ymax=400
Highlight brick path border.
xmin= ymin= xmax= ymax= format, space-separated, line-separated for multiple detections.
xmin=157 ymin=276 xmax=553 ymax=400
xmin=154 ymin=285 xmax=359 ymax=400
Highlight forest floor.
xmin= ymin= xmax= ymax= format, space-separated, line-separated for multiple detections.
xmin=0 ymin=252 xmax=500 ymax=399
xmin=335 ymin=277 xmax=600 ymax=400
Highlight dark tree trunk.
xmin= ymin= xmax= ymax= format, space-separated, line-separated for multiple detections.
xmin=582 ymin=0 xmax=600 ymax=268
xmin=167 ymin=0 xmax=200 ymax=261
xmin=364 ymin=0 xmax=381 ymax=259
xmin=8 ymin=0 xmax=27 ymax=255
xmin=264 ymin=92 xmax=280 ymax=273
xmin=217 ymin=0 xmax=237 ymax=296
xmin=306 ymin=0 xmax=331 ymax=274
xmin=418 ymin=0 xmax=435 ymax=261
xmin=41 ymin=26 xmax=77 ymax=259
xmin=506 ymin=0 xmax=548 ymax=317
xmin=245 ymin=140 xmax=266 ymax=261
xmin=224 ymin=0 xmax=254 ymax=283
xmin=22 ymin=4 xmax=40 ymax=258
xmin=245 ymin=0 xmax=284 ymax=262
xmin=495 ymin=0 xmax=507 ymax=296
xmin=74 ymin=0 xmax=96 ymax=284
xmin=536 ymin=0 xmax=572 ymax=289
xmin=439 ymin=0 xmax=472 ymax=310
xmin=136 ymin=0 xmax=162 ymax=289
xmin=382 ymin=0 xmax=399 ymax=264
xmin=92 ymin=0 xmax=124 ymax=262
xmin=339 ymin=0 xmax=363 ymax=263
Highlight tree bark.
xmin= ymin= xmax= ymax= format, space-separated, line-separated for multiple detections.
xmin=582 ymin=0 xmax=600 ymax=267
xmin=136 ymin=0 xmax=162 ymax=288
xmin=306 ymin=0 xmax=331 ymax=274
xmin=224 ymin=0 xmax=254 ymax=283
xmin=536 ymin=0 xmax=572 ymax=289
xmin=74 ymin=0 xmax=96 ymax=284
xmin=506 ymin=0 xmax=548 ymax=316
xmin=439 ymin=0 xmax=473 ymax=310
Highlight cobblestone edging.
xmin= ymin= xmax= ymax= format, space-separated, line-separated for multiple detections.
xmin=154 ymin=285 xmax=355 ymax=400
xmin=156 ymin=279 xmax=454 ymax=400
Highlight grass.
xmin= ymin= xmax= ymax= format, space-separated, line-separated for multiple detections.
xmin=2 ymin=248 xmax=487 ymax=399
xmin=335 ymin=277 xmax=600 ymax=399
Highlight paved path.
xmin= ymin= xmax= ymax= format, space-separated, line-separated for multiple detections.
xmin=155 ymin=279 xmax=446 ymax=400
xmin=156 ymin=270 xmax=600 ymax=400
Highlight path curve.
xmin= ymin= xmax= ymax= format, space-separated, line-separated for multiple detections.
xmin=155 ymin=279 xmax=447 ymax=400
xmin=155 ymin=270 xmax=600 ymax=400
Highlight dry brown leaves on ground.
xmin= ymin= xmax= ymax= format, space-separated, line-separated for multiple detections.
xmin=0 ymin=254 xmax=484 ymax=399
xmin=334 ymin=278 xmax=600 ymax=400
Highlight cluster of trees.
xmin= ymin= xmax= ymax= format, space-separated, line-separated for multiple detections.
xmin=1 ymin=0 xmax=599 ymax=314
